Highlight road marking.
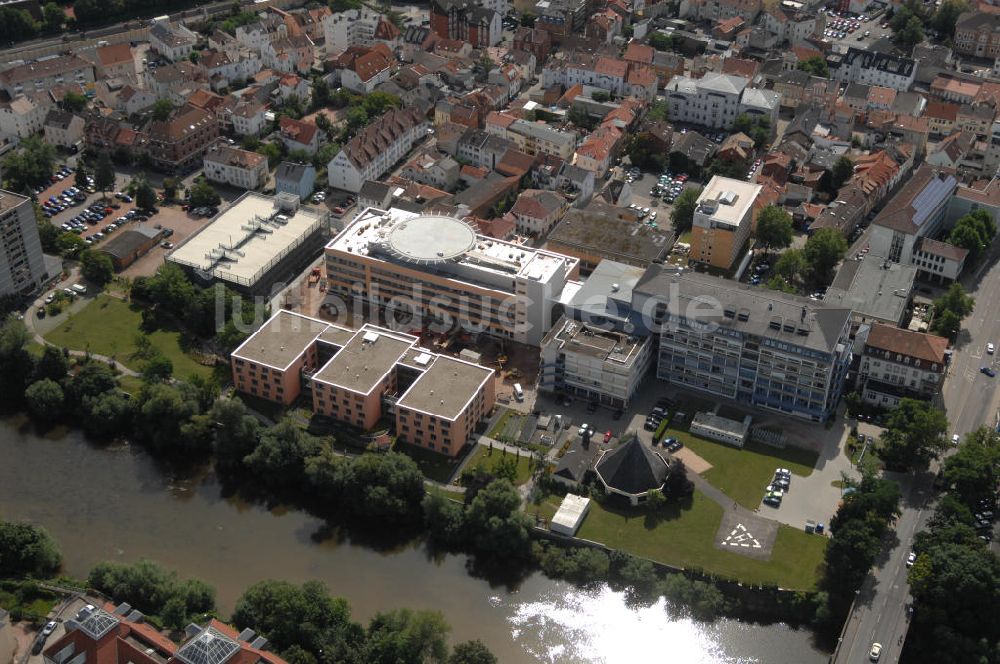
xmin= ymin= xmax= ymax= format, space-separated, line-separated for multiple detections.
xmin=721 ymin=523 xmax=762 ymax=549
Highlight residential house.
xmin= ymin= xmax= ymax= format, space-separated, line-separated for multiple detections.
xmin=663 ymin=73 xmax=779 ymax=129
xmin=429 ymin=0 xmax=502 ymax=47
xmin=93 ymin=43 xmax=136 ymax=79
xmin=147 ymin=105 xmax=219 ymax=173
xmin=334 ymin=44 xmax=395 ymax=94
xmin=834 ymin=47 xmax=916 ymax=91
xmin=957 ymin=102 xmax=996 ymax=136
xmin=230 ymin=100 xmax=268 ymax=136
xmin=513 ymin=27 xmax=552 ymax=67
xmin=278 ymin=116 xmax=320 ymax=155
xmin=116 ymin=85 xmax=157 ymax=115
xmin=573 ymin=124 xmax=622 ymax=178
xmin=42 ymin=109 xmax=84 ymax=148
xmin=857 ymin=323 xmax=948 ymax=408
xmin=327 ymin=106 xmax=429 ymax=192
xmin=510 ymin=189 xmax=567 ymax=236
xmin=926 ymin=130 xmax=978 ymax=169
xmin=670 ymin=131 xmax=716 ymax=170
xmin=0 ymin=94 xmax=48 ymax=139
xmin=203 ymin=139 xmax=269 ymax=189
xmin=924 ymin=100 xmax=959 ymax=136
xmin=930 ymin=75 xmax=981 ymax=104
xmin=262 ymin=35 xmax=314 ymax=75
xmin=0 ymin=54 xmax=94 ymax=97
xmin=585 ymin=8 xmax=624 ymax=43
xmin=276 ymin=73 xmax=310 ymax=104
xmin=149 ymin=21 xmax=199 ymax=62
xmin=199 ymin=48 xmax=262 ymax=91
xmin=322 ymin=7 xmax=382 ymax=52
xmin=399 ymin=150 xmax=461 ymax=191
xmin=275 ymin=161 xmax=317 ymax=199
xmin=534 ymin=0 xmax=591 ymax=39
xmin=954 ymin=10 xmax=1000 ymax=58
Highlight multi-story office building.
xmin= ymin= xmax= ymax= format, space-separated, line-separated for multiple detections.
xmin=690 ymin=176 xmax=761 ymax=270
xmin=856 ymin=322 xmax=948 ymax=408
xmin=231 ymin=310 xmax=495 ymax=456
xmin=0 ymin=189 xmax=48 ymax=297
xmin=539 ymin=317 xmax=653 ymax=408
xmin=634 ymin=265 xmax=853 ymax=422
xmin=324 ymin=207 xmax=581 ymax=346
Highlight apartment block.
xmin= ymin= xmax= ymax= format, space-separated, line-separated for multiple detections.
xmin=954 ymin=11 xmax=1000 ymax=59
xmin=689 ymin=176 xmax=761 ymax=270
xmin=232 ymin=310 xmax=495 ymax=456
xmin=327 ymin=107 xmax=429 ymax=192
xmin=834 ymin=47 xmax=916 ymax=91
xmin=149 ymin=21 xmax=199 ymax=62
xmin=0 ymin=189 xmax=47 ymax=297
xmin=857 ymin=323 xmax=948 ymax=408
xmin=202 ymin=140 xmax=269 ymax=189
xmin=664 ymin=73 xmax=779 ymax=129
xmin=147 ymin=105 xmax=219 ymax=173
xmin=324 ymin=207 xmax=580 ymax=346
xmin=539 ymin=317 xmax=653 ymax=409
xmin=635 ymin=265 xmax=853 ymax=422
xmin=0 ymin=54 xmax=94 ymax=97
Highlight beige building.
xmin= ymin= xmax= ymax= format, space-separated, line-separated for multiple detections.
xmin=858 ymin=323 xmax=948 ymax=408
xmin=232 ymin=310 xmax=496 ymax=457
xmin=43 ymin=110 xmax=85 ymax=149
xmin=689 ymin=176 xmax=761 ymax=270
xmin=325 ymin=207 xmax=581 ymax=346
xmin=202 ymin=140 xmax=269 ymax=189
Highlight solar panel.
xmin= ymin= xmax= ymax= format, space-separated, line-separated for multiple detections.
xmin=175 ymin=628 xmax=241 ymax=664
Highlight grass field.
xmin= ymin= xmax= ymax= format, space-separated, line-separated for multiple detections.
xmin=465 ymin=443 xmax=535 ymax=485
xmin=488 ymin=407 xmax=529 ymax=441
xmin=667 ymin=427 xmax=818 ymax=508
xmin=533 ymin=491 xmax=825 ymax=590
xmin=44 ymin=295 xmax=213 ymax=380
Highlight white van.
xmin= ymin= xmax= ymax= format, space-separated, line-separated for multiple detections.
xmin=513 ymin=383 xmax=524 ymax=401
xmin=71 ymin=283 xmax=87 ymax=294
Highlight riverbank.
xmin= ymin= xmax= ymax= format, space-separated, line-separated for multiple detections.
xmin=0 ymin=416 xmax=830 ymax=662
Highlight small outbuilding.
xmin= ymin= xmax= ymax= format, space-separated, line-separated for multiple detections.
xmin=594 ymin=437 xmax=670 ymax=506
xmin=98 ymin=226 xmax=164 ymax=271
xmin=550 ymin=493 xmax=591 ymax=536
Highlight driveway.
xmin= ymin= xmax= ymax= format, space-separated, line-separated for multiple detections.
xmin=757 ymin=407 xmax=860 ymax=529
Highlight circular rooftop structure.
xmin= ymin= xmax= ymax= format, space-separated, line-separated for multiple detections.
xmin=385 ymin=215 xmax=477 ymax=265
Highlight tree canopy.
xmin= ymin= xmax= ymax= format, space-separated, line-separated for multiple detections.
xmin=95 ymin=151 xmax=116 ymax=198
xmin=931 ymin=282 xmax=974 ymax=338
xmin=80 ymin=249 xmax=115 ymax=286
xmin=755 ymin=206 xmax=794 ymax=254
xmin=0 ymin=520 xmax=62 ymax=577
xmin=803 ymin=228 xmax=847 ymax=285
xmin=3 ymin=136 xmax=56 ymax=192
xmin=670 ymin=187 xmax=702 ymax=234
xmin=879 ymin=398 xmax=949 ymax=470
xmin=797 ymin=56 xmax=829 ymax=78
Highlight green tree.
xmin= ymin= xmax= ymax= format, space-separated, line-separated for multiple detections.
xmin=894 ymin=14 xmax=925 ymax=51
xmin=281 ymin=646 xmax=317 ymax=664
xmin=520 ymin=12 xmax=536 ymax=26
xmin=95 ymin=151 xmax=116 ymax=200
xmin=244 ymin=419 xmax=323 ymax=489
xmin=210 ymin=398 xmax=261 ymax=470
xmin=346 ymin=105 xmax=369 ymax=130
xmin=82 ymin=390 xmax=133 ymax=439
xmin=775 ymin=248 xmax=808 ymax=282
xmin=161 ymin=177 xmax=179 ymax=201
xmin=830 ymin=156 xmax=854 ymax=192
xmin=0 ymin=521 xmax=61 ymax=577
xmin=797 ymin=56 xmax=829 ymax=78
xmin=56 ymin=232 xmax=87 ymax=257
xmin=803 ymin=228 xmax=847 ymax=284
xmin=134 ymin=383 xmax=202 ymax=454
xmin=670 ymin=187 xmax=702 ymax=234
xmin=448 ymin=641 xmax=497 ymax=664
xmin=0 ymin=8 xmax=38 ymax=44
xmin=931 ymin=282 xmax=975 ymax=338
xmin=949 ymin=221 xmax=986 ymax=257
xmin=3 ymin=136 xmax=57 ymax=191
xmin=422 ymin=492 xmax=466 ymax=547
xmin=33 ymin=345 xmax=69 ymax=382
xmin=188 ymin=179 xmax=221 ymax=208
xmin=134 ymin=176 xmax=157 ymax=211
xmin=62 ymin=91 xmax=88 ymax=113
xmin=649 ymin=32 xmax=674 ymax=51
xmin=80 ymin=249 xmax=115 ymax=285
xmin=333 ymin=452 xmax=426 ymax=523
xmin=151 ymin=99 xmax=174 ymax=122
xmin=879 ymin=398 xmax=949 ymax=470
xmin=75 ymin=161 xmax=90 ymax=189
xmin=942 ymin=427 xmax=1000 ymax=507
xmin=0 ymin=315 xmax=33 ymax=407
xmin=464 ymin=479 xmax=533 ymax=562
xmin=931 ymin=0 xmax=968 ymax=37
xmin=141 ymin=354 xmax=173 ymax=383
xmin=42 ymin=2 xmax=63 ymax=30
xmin=161 ymin=596 xmax=189 ymax=630
xmin=24 ymin=378 xmax=64 ymax=419
xmin=36 ymin=208 xmax=59 ymax=253
xmin=363 ymin=609 xmax=450 ymax=664
xmin=755 ymin=205 xmax=794 ymax=255
xmin=188 ymin=50 xmax=200 ymax=64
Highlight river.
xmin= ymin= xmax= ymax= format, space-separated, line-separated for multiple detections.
xmin=0 ymin=417 xmax=827 ymax=663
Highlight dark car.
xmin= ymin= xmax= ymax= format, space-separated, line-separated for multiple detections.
xmin=982 ymin=366 xmax=996 ymax=377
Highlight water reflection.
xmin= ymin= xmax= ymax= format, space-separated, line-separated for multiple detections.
xmin=0 ymin=419 xmax=825 ymax=664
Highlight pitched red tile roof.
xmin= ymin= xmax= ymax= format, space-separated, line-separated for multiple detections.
xmin=279 ymin=116 xmax=318 ymax=146
xmin=866 ymin=323 xmax=948 ymax=364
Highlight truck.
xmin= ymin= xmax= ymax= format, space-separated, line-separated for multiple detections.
xmin=308 ymin=267 xmax=321 ymax=286
xmin=150 ymin=15 xmax=170 ymax=25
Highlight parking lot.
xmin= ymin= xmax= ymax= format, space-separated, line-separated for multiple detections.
xmin=819 ymin=8 xmax=892 ymax=49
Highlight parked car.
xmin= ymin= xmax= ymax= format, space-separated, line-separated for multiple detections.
xmin=42 ymin=621 xmax=57 ymax=637
xmin=869 ymin=642 xmax=882 ymax=661
xmin=982 ymin=366 xmax=996 ymax=377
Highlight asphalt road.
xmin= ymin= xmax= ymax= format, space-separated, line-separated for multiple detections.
xmin=835 ymin=243 xmax=1000 ymax=663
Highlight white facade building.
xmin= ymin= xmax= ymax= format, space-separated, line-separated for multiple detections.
xmin=0 ymin=95 xmax=47 ymax=140
xmin=327 ymin=107 xmax=428 ymax=192
xmin=0 ymin=189 xmax=48 ymax=296
xmin=202 ymin=141 xmax=270 ymax=190
xmin=834 ymin=47 xmax=916 ymax=91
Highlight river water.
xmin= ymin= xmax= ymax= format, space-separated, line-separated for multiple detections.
xmin=0 ymin=417 xmax=827 ymax=663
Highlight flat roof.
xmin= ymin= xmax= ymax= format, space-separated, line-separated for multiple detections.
xmin=398 ymin=354 xmax=492 ymax=420
xmin=695 ymin=176 xmax=761 ymax=229
xmin=231 ymin=310 xmax=330 ymax=370
xmin=385 ymin=214 xmax=478 ymax=265
xmin=543 ymin=317 xmax=647 ymax=367
xmin=168 ymin=192 xmax=325 ymax=287
xmin=312 ymin=325 xmax=415 ymax=395
xmin=0 ymin=189 xmax=28 ymax=213
xmin=824 ymin=256 xmax=916 ymax=324
xmin=548 ymin=206 xmax=674 ymax=265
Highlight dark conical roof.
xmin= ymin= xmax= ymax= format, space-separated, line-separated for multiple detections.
xmin=595 ymin=437 xmax=669 ymax=496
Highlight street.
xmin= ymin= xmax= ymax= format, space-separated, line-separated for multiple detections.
xmin=834 ymin=240 xmax=1000 ymax=663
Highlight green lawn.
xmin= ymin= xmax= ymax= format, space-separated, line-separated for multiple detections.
xmin=488 ymin=407 xmax=528 ymax=441
xmin=465 ymin=443 xmax=535 ymax=485
xmin=44 ymin=294 xmax=213 ymax=380
xmin=425 ymin=484 xmax=466 ymax=502
xmin=536 ymin=492 xmax=824 ymax=590
xmin=26 ymin=341 xmax=45 ymax=357
xmin=668 ymin=427 xmax=818 ymax=509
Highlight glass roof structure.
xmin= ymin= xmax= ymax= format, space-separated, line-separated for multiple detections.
xmin=175 ymin=628 xmax=241 ymax=664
